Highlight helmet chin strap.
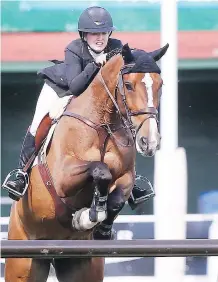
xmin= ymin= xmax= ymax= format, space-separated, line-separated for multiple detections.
xmin=87 ymin=44 xmax=104 ymax=54
xmin=88 ymin=46 xmax=104 ymax=61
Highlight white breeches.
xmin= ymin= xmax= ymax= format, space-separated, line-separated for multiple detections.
xmin=29 ymin=83 xmax=72 ymax=136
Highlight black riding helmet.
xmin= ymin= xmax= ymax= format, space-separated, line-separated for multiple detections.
xmin=78 ymin=6 xmax=116 ymax=39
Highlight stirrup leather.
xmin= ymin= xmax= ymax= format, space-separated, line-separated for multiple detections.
xmin=2 ymin=169 xmax=29 ymax=198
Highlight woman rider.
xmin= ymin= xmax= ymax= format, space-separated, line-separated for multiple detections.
xmin=3 ymin=6 xmax=154 ymax=209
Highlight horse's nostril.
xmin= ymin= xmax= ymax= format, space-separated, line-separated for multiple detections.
xmin=140 ymin=137 xmax=147 ymax=145
xmin=147 ymin=150 xmax=155 ymax=157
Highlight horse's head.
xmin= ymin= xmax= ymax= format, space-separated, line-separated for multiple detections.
xmin=116 ymin=43 xmax=169 ymax=157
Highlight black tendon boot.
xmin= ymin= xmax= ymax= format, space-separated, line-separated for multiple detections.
xmin=128 ymin=174 xmax=155 ymax=210
xmin=2 ymin=130 xmax=36 ymax=201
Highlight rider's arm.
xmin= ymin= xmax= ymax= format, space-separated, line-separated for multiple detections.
xmin=65 ymin=49 xmax=100 ymax=96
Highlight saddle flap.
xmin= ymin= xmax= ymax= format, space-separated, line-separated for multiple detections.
xmin=35 ymin=114 xmax=52 ymax=150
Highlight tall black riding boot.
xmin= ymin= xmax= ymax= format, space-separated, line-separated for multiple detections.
xmin=2 ymin=130 xmax=36 ymax=201
xmin=128 ymin=174 xmax=155 ymax=210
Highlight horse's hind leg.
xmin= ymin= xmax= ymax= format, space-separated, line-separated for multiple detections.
xmin=5 ymin=258 xmax=51 ymax=282
xmin=5 ymin=205 xmax=51 ymax=282
xmin=53 ymin=257 xmax=104 ymax=282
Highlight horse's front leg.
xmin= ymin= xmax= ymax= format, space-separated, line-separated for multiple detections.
xmin=72 ymin=161 xmax=112 ymax=231
xmin=93 ymin=171 xmax=134 ymax=240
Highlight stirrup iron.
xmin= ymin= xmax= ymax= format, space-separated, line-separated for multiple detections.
xmin=2 ymin=169 xmax=29 ymax=198
xmin=131 ymin=175 xmax=155 ymax=204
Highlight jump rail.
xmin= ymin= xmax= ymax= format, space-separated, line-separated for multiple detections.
xmin=1 ymin=239 xmax=218 ymax=259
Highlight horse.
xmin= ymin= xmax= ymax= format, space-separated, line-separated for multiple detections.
xmin=5 ymin=43 xmax=168 ymax=282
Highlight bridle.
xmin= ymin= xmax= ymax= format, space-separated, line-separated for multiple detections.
xmin=98 ymin=64 xmax=159 ymax=140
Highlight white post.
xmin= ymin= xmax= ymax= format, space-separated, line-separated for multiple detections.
xmin=154 ymin=0 xmax=187 ymax=281
xmin=208 ymin=215 xmax=218 ymax=282
xmin=160 ymin=0 xmax=178 ymax=151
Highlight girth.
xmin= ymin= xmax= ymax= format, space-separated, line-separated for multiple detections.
xmin=37 ymin=128 xmax=77 ymax=229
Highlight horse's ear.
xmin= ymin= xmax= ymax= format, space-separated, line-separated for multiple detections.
xmin=149 ymin=43 xmax=169 ymax=61
xmin=122 ymin=43 xmax=134 ymax=64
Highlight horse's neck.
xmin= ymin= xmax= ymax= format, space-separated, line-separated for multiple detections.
xmin=67 ymin=81 xmax=119 ymax=125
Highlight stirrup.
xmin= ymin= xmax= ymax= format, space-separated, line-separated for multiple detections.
xmin=2 ymin=169 xmax=29 ymax=198
xmin=133 ymin=174 xmax=155 ymax=203
xmin=128 ymin=175 xmax=155 ymax=210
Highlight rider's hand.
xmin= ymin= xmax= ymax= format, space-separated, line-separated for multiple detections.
xmin=95 ymin=53 xmax=107 ymax=66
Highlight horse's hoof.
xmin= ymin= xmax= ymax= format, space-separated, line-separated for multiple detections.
xmin=93 ymin=227 xmax=116 ymax=240
xmin=110 ymin=229 xmax=116 ymax=240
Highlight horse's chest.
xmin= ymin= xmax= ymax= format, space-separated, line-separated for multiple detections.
xmin=104 ymin=145 xmax=135 ymax=174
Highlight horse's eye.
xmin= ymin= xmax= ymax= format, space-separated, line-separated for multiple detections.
xmin=125 ymin=82 xmax=133 ymax=91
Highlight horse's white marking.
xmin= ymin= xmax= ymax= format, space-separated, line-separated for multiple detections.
xmin=74 ymin=208 xmax=107 ymax=230
xmin=142 ymin=73 xmax=154 ymax=107
xmin=141 ymin=73 xmax=158 ymax=152
xmin=79 ymin=209 xmax=98 ymax=230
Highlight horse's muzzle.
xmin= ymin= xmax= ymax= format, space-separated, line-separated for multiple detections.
xmin=136 ymin=136 xmax=160 ymax=157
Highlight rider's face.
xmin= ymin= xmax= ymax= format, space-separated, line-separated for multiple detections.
xmin=85 ymin=32 xmax=110 ymax=52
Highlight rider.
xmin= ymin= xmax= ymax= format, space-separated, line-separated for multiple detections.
xmin=2 ymin=6 xmax=154 ymax=208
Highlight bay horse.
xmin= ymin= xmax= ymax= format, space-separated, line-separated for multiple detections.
xmin=5 ymin=43 xmax=168 ymax=282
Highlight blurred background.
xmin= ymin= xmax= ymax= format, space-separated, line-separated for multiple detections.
xmin=1 ymin=0 xmax=218 ymax=281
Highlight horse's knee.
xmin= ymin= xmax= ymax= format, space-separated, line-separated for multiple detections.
xmin=89 ymin=161 xmax=112 ymax=184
